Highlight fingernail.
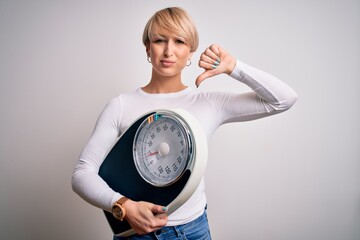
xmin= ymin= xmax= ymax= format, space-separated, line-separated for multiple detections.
xmin=162 ymin=207 xmax=168 ymax=212
xmin=211 ymin=64 xmax=217 ymax=69
xmin=214 ymin=59 xmax=220 ymax=65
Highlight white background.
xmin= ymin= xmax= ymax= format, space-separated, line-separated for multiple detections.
xmin=1 ymin=0 xmax=359 ymax=239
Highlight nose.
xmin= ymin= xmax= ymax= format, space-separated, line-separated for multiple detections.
xmin=164 ymin=41 xmax=174 ymax=57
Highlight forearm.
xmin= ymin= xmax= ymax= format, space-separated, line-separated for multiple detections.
xmin=71 ymin=161 xmax=122 ymax=212
xmin=230 ymin=60 xmax=298 ymax=111
xmin=212 ymin=60 xmax=297 ymax=124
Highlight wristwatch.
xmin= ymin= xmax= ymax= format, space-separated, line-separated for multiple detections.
xmin=112 ymin=197 xmax=129 ymax=221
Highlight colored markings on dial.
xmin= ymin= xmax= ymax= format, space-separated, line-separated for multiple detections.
xmin=147 ymin=113 xmax=161 ymax=123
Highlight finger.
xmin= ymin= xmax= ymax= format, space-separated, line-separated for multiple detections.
xmin=199 ymin=59 xmax=221 ymax=71
xmin=153 ymin=213 xmax=168 ymax=226
xmin=209 ymin=44 xmax=221 ymax=56
xmin=131 ymin=208 xmax=167 ymax=234
xmin=145 ymin=213 xmax=168 ymax=231
xmin=204 ymin=47 xmax=220 ymax=62
xmin=200 ymin=48 xmax=221 ymax=70
xmin=200 ymin=53 xmax=216 ymax=65
xmin=150 ymin=204 xmax=168 ymax=214
xmin=155 ymin=213 xmax=168 ymax=219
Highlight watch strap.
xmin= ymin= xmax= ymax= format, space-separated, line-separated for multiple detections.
xmin=117 ymin=197 xmax=129 ymax=206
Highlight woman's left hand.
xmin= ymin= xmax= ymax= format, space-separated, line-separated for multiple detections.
xmin=195 ymin=44 xmax=237 ymax=87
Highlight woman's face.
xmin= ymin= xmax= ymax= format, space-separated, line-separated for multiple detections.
xmin=147 ymin=30 xmax=193 ymax=78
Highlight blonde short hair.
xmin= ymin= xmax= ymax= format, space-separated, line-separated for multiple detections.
xmin=142 ymin=7 xmax=199 ymax=52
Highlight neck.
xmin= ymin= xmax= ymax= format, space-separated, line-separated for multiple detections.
xmin=142 ymin=71 xmax=187 ymax=94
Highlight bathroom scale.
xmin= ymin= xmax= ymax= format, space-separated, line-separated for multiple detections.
xmin=98 ymin=109 xmax=208 ymax=237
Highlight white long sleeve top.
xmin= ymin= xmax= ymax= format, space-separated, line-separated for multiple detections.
xmin=71 ymin=60 xmax=297 ymax=226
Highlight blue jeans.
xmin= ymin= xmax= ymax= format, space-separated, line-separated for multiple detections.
xmin=113 ymin=210 xmax=211 ymax=240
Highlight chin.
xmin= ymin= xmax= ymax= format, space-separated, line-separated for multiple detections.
xmin=155 ymin=68 xmax=182 ymax=77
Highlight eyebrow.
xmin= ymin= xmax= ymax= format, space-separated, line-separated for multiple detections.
xmin=152 ymin=34 xmax=186 ymax=40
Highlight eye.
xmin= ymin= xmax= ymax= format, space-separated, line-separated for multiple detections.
xmin=153 ymin=39 xmax=166 ymax=43
xmin=175 ymin=39 xmax=185 ymax=44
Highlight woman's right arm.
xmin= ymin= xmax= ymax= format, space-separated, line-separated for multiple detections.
xmin=71 ymin=97 xmax=168 ymax=234
xmin=71 ymin=97 xmax=123 ymax=212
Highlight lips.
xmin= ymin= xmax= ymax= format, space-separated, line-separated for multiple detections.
xmin=160 ymin=59 xmax=175 ymax=67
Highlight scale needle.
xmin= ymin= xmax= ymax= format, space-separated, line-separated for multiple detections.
xmin=146 ymin=151 xmax=158 ymax=157
xmin=146 ymin=142 xmax=170 ymax=157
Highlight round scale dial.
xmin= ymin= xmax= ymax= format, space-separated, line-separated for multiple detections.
xmin=133 ymin=111 xmax=193 ymax=187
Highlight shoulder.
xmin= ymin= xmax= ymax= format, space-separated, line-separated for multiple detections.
xmin=107 ymin=89 xmax=140 ymax=106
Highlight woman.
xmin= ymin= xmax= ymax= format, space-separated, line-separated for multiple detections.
xmin=72 ymin=7 xmax=297 ymax=240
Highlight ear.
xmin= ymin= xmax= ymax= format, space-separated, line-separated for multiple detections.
xmin=145 ymin=44 xmax=150 ymax=57
xmin=188 ymin=51 xmax=194 ymax=59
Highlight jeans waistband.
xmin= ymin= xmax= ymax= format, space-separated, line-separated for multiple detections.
xmin=155 ymin=209 xmax=207 ymax=237
xmin=114 ymin=208 xmax=209 ymax=240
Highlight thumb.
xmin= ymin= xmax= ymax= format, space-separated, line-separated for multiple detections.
xmin=195 ymin=70 xmax=217 ymax=87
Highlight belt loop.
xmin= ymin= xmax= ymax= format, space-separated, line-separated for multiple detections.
xmin=173 ymin=225 xmax=182 ymax=238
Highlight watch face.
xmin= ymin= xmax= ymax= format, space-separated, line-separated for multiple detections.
xmin=113 ymin=206 xmax=123 ymax=218
xmin=133 ymin=111 xmax=193 ymax=187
